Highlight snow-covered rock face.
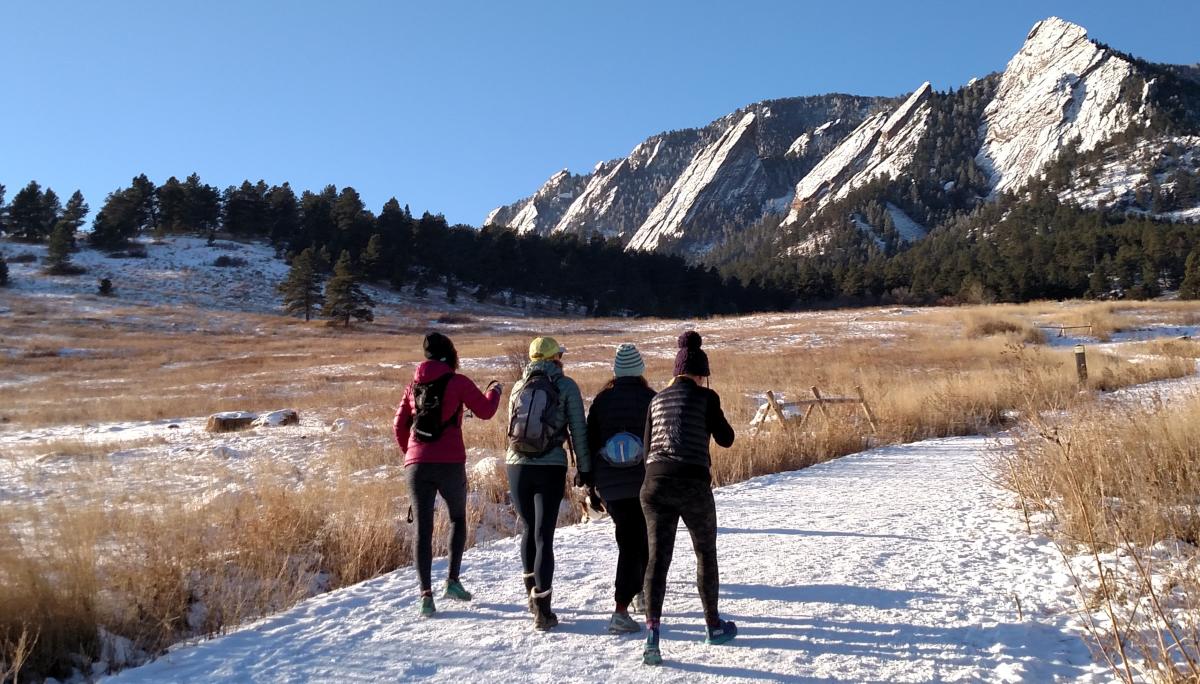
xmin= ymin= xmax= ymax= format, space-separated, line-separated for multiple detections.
xmin=627 ymin=112 xmax=762 ymax=253
xmin=977 ymin=17 xmax=1144 ymax=195
xmin=486 ymin=95 xmax=889 ymax=253
xmin=484 ymin=169 xmax=587 ymax=236
xmin=783 ymin=82 xmax=932 ymax=225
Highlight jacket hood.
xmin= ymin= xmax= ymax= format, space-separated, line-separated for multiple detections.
xmin=524 ymin=359 xmax=564 ymax=381
xmin=414 ymin=359 xmax=454 ymax=383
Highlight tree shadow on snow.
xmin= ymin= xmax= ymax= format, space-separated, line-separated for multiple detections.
xmin=717 ymin=527 xmax=932 ymax=542
xmin=720 ymin=582 xmax=944 ymax=608
xmin=658 ymin=608 xmax=1093 ymax=680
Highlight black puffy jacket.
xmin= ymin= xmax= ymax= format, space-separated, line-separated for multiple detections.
xmin=586 ymin=377 xmax=656 ymax=501
xmin=643 ymin=377 xmax=735 ymax=481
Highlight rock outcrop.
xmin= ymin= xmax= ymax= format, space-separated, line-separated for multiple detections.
xmin=977 ymin=17 xmax=1145 ymax=195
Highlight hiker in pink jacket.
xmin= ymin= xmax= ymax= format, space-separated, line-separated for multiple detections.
xmin=394 ymin=332 xmax=502 ymax=617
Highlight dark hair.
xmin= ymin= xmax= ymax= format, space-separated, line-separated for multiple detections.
xmin=601 ymin=375 xmax=652 ymax=393
xmin=423 ymin=332 xmax=459 ymax=370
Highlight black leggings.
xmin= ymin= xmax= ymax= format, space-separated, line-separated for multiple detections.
xmin=507 ymin=464 xmax=567 ymax=591
xmin=603 ymin=496 xmax=649 ymax=606
xmin=405 ymin=462 xmax=469 ymax=594
xmin=641 ymin=474 xmax=720 ymax=626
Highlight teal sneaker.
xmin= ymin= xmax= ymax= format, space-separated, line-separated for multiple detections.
xmin=705 ymin=619 xmax=737 ymax=645
xmin=607 ymin=610 xmax=641 ymax=634
xmin=642 ymin=628 xmax=662 ymax=666
xmin=444 ymin=579 xmax=472 ymax=602
xmin=419 ymin=594 xmax=436 ymax=618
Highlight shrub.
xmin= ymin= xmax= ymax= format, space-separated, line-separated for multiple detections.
xmin=213 ymin=256 xmax=247 ymax=268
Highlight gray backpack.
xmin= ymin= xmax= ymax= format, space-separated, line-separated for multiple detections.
xmin=507 ymin=371 xmax=562 ymax=455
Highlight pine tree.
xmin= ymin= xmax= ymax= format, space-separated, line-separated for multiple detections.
xmin=277 ymin=247 xmax=324 ymax=321
xmin=0 ymin=255 xmax=8 ymax=286
xmin=8 ymin=181 xmax=48 ymax=241
xmin=61 ymin=191 xmax=88 ymax=247
xmin=157 ymin=176 xmax=187 ymax=233
xmin=322 ymin=251 xmax=374 ymax=327
xmin=90 ymin=188 xmax=140 ymax=248
xmin=361 ymin=233 xmax=385 ymax=281
xmin=0 ymin=183 xmax=7 ymax=234
xmin=1181 ymin=247 xmax=1200 ymax=300
xmin=184 ymin=173 xmax=222 ymax=233
xmin=129 ymin=174 xmax=158 ymax=234
xmin=46 ymin=219 xmax=79 ymax=274
xmin=41 ymin=189 xmax=62 ymax=241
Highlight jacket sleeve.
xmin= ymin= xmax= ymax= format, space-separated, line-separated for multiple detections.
xmin=585 ymin=391 xmax=603 ymax=459
xmin=458 ymin=375 xmax=502 ymax=420
xmin=563 ymin=378 xmax=592 ymax=472
xmin=706 ymin=391 xmax=736 ymax=448
xmin=393 ymin=386 xmax=414 ymax=454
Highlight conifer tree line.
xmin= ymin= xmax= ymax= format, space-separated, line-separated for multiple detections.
xmin=0 ymin=175 xmax=776 ymax=315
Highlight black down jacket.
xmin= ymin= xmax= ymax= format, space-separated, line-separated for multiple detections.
xmin=586 ymin=377 xmax=656 ymax=501
xmin=643 ymin=376 xmax=735 ymax=481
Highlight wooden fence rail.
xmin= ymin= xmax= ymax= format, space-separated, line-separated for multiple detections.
xmin=760 ymin=385 xmax=878 ymax=433
xmin=1037 ymin=324 xmax=1094 ymax=337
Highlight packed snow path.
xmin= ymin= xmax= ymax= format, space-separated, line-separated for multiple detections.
xmin=111 ymin=436 xmax=1103 ymax=683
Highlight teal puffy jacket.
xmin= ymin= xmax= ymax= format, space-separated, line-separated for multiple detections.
xmin=505 ymin=360 xmax=592 ymax=471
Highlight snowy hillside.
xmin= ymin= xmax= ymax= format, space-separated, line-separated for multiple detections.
xmin=0 ymin=236 xmax=552 ymax=322
xmin=108 ymin=433 xmax=1110 ymax=683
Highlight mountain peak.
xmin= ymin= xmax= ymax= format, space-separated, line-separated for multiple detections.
xmin=1026 ymin=16 xmax=1089 ymax=46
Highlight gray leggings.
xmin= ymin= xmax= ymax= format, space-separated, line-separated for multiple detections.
xmin=405 ymin=462 xmax=469 ymax=593
xmin=641 ymin=474 xmax=720 ymax=626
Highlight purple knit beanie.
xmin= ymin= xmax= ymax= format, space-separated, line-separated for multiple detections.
xmin=673 ymin=331 xmax=710 ymax=377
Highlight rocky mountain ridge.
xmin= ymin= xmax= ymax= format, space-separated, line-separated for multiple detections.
xmin=488 ymin=17 xmax=1200 ymax=261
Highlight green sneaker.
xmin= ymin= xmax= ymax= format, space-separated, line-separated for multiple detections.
xmin=642 ymin=628 xmax=662 ymax=666
xmin=705 ymin=619 xmax=737 ymax=645
xmin=444 ymin=579 xmax=472 ymax=602
xmin=608 ymin=611 xmax=641 ymax=634
xmin=419 ymin=594 xmax=436 ymax=618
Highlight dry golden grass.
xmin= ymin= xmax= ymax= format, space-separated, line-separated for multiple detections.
xmin=997 ymin=393 xmax=1200 ymax=681
xmin=1 ymin=293 xmax=1196 ymax=679
xmin=962 ymin=312 xmax=1047 ymax=344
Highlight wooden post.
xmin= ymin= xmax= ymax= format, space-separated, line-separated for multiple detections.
xmin=765 ymin=391 xmax=790 ymax=428
xmin=855 ymin=386 xmax=879 ymax=433
xmin=1074 ymin=344 xmax=1088 ymax=384
xmin=797 ymin=404 xmax=815 ymax=428
xmin=810 ymin=386 xmax=833 ymax=422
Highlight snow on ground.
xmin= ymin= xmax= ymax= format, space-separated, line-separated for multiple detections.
xmin=109 ymin=433 xmax=1109 ymax=683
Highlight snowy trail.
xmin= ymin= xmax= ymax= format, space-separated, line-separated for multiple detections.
xmin=110 ymin=435 xmax=1106 ymax=683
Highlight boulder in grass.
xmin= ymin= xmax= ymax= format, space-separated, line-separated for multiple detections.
xmin=252 ymin=409 xmax=300 ymax=428
xmin=205 ymin=411 xmax=257 ymax=433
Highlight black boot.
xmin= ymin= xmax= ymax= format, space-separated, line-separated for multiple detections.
xmin=523 ymin=573 xmax=536 ymax=614
xmin=531 ymin=587 xmax=558 ymax=631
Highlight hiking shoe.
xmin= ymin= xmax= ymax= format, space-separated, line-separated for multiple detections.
xmin=705 ymin=619 xmax=737 ymax=645
xmin=532 ymin=588 xmax=558 ymax=631
xmin=607 ymin=610 xmax=641 ymax=634
xmin=642 ymin=628 xmax=662 ymax=666
xmin=630 ymin=593 xmax=645 ymax=614
xmin=444 ymin=579 xmax=472 ymax=602
xmin=418 ymin=594 xmax=436 ymax=618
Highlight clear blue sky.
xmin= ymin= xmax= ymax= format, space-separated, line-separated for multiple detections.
xmin=2 ymin=1 xmax=1197 ymax=226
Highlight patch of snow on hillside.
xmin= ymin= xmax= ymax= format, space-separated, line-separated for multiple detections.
xmin=885 ymin=203 xmax=929 ymax=242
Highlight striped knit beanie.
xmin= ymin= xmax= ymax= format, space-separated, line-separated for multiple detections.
xmin=613 ymin=343 xmax=646 ymax=378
